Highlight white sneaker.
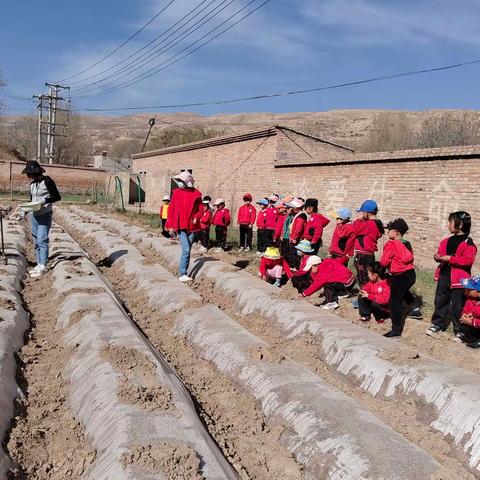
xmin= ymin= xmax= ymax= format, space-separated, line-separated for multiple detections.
xmin=28 ymin=265 xmax=40 ymax=274
xmin=238 ymin=247 xmax=244 ymax=252
xmin=256 ymin=251 xmax=263 ymax=257
xmin=30 ymin=265 xmax=47 ymax=278
xmin=244 ymin=247 xmax=251 ymax=252
xmin=179 ymin=275 xmax=193 ymax=282
xmin=322 ymin=302 xmax=339 ymax=310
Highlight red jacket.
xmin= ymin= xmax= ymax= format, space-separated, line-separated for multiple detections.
xmin=380 ymin=239 xmax=415 ymax=274
xmin=274 ymin=214 xmax=286 ymax=240
xmin=363 ymin=279 xmax=390 ymax=305
xmin=290 ymin=213 xmax=308 ymax=243
xmin=199 ymin=206 xmax=212 ymax=230
xmin=434 ymin=236 xmax=477 ymax=288
xmin=265 ymin=206 xmax=278 ymax=230
xmin=256 ymin=208 xmax=268 ymax=229
xmin=259 ymin=257 xmax=290 ymax=277
xmin=286 ymin=255 xmax=310 ymax=279
xmin=212 ymin=208 xmax=231 ymax=227
xmin=330 ymin=222 xmax=355 ymax=260
xmin=302 ymin=258 xmax=355 ymax=297
xmin=304 ymin=213 xmax=330 ymax=245
xmin=352 ymin=218 xmax=384 ymax=254
xmin=237 ymin=204 xmax=256 ymax=225
xmin=462 ymin=298 xmax=480 ymax=328
xmin=166 ymin=187 xmax=202 ymax=233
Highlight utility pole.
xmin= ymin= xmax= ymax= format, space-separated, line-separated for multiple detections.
xmin=33 ymin=95 xmax=46 ymax=161
xmin=44 ymin=83 xmax=70 ymax=164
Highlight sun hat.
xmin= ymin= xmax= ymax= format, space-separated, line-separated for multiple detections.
xmin=21 ymin=160 xmax=45 ymax=175
xmin=213 ymin=198 xmax=225 ymax=206
xmin=357 ymin=200 xmax=378 ymax=214
xmin=263 ymin=246 xmax=281 ymax=260
xmin=336 ymin=207 xmax=352 ymax=220
xmin=303 ymin=255 xmax=322 ymax=272
xmin=295 ymin=240 xmax=314 ymax=254
xmin=256 ymin=198 xmax=269 ymax=206
xmin=173 ymin=171 xmax=195 ymax=186
xmin=304 ymin=198 xmax=319 ymax=209
xmin=243 ymin=193 xmax=253 ymax=201
xmin=461 ymin=275 xmax=480 ymax=291
xmin=285 ymin=198 xmax=305 ymax=209
xmin=162 ymin=194 xmax=171 ymax=201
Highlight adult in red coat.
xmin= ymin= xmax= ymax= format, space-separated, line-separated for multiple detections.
xmin=167 ymin=171 xmax=202 ymax=282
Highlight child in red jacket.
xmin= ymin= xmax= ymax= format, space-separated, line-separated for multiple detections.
xmin=459 ymin=275 xmax=480 ymax=348
xmin=258 ymin=246 xmax=289 ymax=287
xmin=265 ymin=197 xmax=279 ymax=248
xmin=426 ymin=211 xmax=477 ymax=340
xmin=380 ymin=218 xmax=416 ymax=337
xmin=256 ymin=198 xmax=270 ymax=256
xmin=237 ymin=193 xmax=256 ymax=252
xmin=304 ymin=198 xmax=330 ymax=254
xmin=273 ymin=201 xmax=287 ymax=243
xmin=212 ymin=198 xmax=231 ymax=252
xmin=198 ymin=196 xmax=212 ymax=252
xmin=284 ymin=198 xmax=307 ymax=268
xmin=358 ymin=262 xmax=391 ymax=323
xmin=329 ymin=207 xmax=355 ymax=265
xmin=300 ymin=256 xmax=356 ymax=310
xmin=352 ymin=200 xmax=384 ymax=288
xmin=286 ymin=240 xmax=314 ymax=292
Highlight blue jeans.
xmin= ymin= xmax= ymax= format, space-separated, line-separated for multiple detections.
xmin=31 ymin=212 xmax=52 ymax=267
xmin=178 ymin=230 xmax=195 ymax=276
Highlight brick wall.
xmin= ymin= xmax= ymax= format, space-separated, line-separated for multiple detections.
xmin=132 ymin=132 xmax=480 ymax=270
xmin=0 ymin=160 xmax=107 ymax=195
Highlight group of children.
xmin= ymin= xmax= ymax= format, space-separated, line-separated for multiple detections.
xmin=160 ymin=192 xmax=480 ymax=347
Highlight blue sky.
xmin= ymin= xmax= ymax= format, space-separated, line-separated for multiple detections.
xmin=1 ymin=0 xmax=480 ymax=115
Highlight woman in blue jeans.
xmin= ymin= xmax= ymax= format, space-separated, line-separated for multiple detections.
xmin=22 ymin=161 xmax=61 ymax=278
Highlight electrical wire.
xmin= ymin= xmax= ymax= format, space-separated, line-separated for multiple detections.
xmin=71 ymin=0 xmax=272 ymax=99
xmin=71 ymin=0 xmax=237 ymax=94
xmin=58 ymin=0 xmax=178 ymax=83
xmin=79 ymin=58 xmax=480 ymax=111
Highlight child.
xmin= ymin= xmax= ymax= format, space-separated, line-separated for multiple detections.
xmin=160 ymin=194 xmax=170 ymax=238
xmin=358 ymin=262 xmax=391 ymax=323
xmin=352 ymin=200 xmax=384 ymax=288
xmin=258 ymin=246 xmax=289 ymax=287
xmin=212 ymin=199 xmax=231 ymax=252
xmin=265 ymin=197 xmax=279 ymax=248
xmin=300 ymin=256 xmax=356 ymax=310
xmin=256 ymin=198 xmax=270 ymax=256
xmin=459 ymin=276 xmax=480 ymax=348
xmin=198 ymin=196 xmax=212 ymax=252
xmin=379 ymin=218 xmax=416 ymax=337
xmin=286 ymin=239 xmax=315 ymax=292
xmin=426 ymin=211 xmax=477 ymax=340
xmin=285 ymin=198 xmax=307 ymax=268
xmin=329 ymin=207 xmax=355 ymax=265
xmin=237 ymin=193 xmax=256 ymax=252
xmin=304 ymin=198 xmax=330 ymax=254
xmin=273 ymin=201 xmax=288 ymax=244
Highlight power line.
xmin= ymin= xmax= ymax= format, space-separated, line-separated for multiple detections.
xmin=68 ymin=0 xmax=219 ymax=87
xmin=72 ymin=0 xmax=272 ymax=99
xmin=71 ymin=0 xmax=237 ymax=94
xmin=58 ymin=0 xmax=178 ymax=83
xmin=80 ymin=58 xmax=480 ymax=111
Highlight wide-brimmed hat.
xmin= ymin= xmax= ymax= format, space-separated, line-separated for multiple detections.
xmin=263 ymin=246 xmax=281 ymax=260
xmin=286 ymin=198 xmax=305 ymax=209
xmin=303 ymin=255 xmax=322 ymax=272
xmin=295 ymin=240 xmax=314 ymax=253
xmin=173 ymin=171 xmax=195 ymax=185
xmin=213 ymin=198 xmax=225 ymax=206
xmin=22 ymin=160 xmax=45 ymax=175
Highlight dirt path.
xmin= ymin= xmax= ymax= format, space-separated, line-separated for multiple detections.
xmin=5 ymin=247 xmax=96 ymax=479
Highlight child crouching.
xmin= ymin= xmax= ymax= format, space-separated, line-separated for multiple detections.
xmin=286 ymin=239 xmax=315 ymax=292
xmin=459 ymin=276 xmax=480 ymax=348
xmin=358 ymin=262 xmax=390 ymax=323
xmin=258 ymin=246 xmax=288 ymax=287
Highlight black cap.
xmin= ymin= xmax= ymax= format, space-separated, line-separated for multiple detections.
xmin=21 ymin=160 xmax=45 ymax=175
xmin=203 ymin=195 xmax=212 ymax=202
xmin=304 ymin=198 xmax=318 ymax=209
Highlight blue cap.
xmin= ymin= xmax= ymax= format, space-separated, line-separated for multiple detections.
xmin=357 ymin=200 xmax=378 ymax=214
xmin=336 ymin=207 xmax=352 ymax=220
xmin=461 ymin=275 xmax=480 ymax=291
xmin=295 ymin=239 xmax=314 ymax=253
xmin=256 ymin=199 xmax=269 ymax=206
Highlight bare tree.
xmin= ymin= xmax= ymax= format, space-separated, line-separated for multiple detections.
xmin=149 ymin=125 xmax=222 ymax=149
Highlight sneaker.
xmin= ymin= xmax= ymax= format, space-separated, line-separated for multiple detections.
xmin=238 ymin=247 xmax=244 ymax=252
xmin=408 ymin=308 xmax=423 ymax=320
xmin=337 ymin=293 xmax=351 ymax=299
xmin=255 ymin=251 xmax=263 ymax=257
xmin=28 ymin=265 xmax=40 ymax=274
xmin=359 ymin=316 xmax=370 ymax=322
xmin=274 ymin=279 xmax=281 ymax=288
xmin=466 ymin=340 xmax=480 ymax=349
xmin=375 ymin=318 xmax=386 ymax=324
xmin=454 ymin=332 xmax=466 ymax=344
xmin=322 ymin=302 xmax=339 ymax=310
xmin=244 ymin=247 xmax=251 ymax=253
xmin=351 ymin=299 xmax=359 ymax=309
xmin=30 ymin=265 xmax=47 ymax=278
xmin=384 ymin=330 xmax=402 ymax=338
xmin=425 ymin=325 xmax=442 ymax=337
xmin=179 ymin=275 xmax=193 ymax=282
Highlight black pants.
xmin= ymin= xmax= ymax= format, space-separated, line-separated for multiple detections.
xmin=458 ymin=324 xmax=480 ymax=343
xmin=432 ymin=273 xmax=466 ymax=333
xmin=358 ymin=296 xmax=389 ymax=321
xmin=239 ymin=224 xmax=253 ymax=249
xmin=161 ymin=218 xmax=170 ymax=238
xmin=282 ymin=239 xmax=300 ymax=268
xmin=257 ymin=229 xmax=269 ymax=253
xmin=354 ymin=253 xmax=375 ymax=287
xmin=200 ymin=228 xmax=210 ymax=249
xmin=324 ymin=281 xmax=356 ymax=303
xmin=390 ymin=269 xmax=416 ymax=334
xmin=215 ymin=226 xmax=228 ymax=250
xmin=292 ymin=273 xmax=312 ymax=293
xmin=311 ymin=240 xmax=322 ymax=255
